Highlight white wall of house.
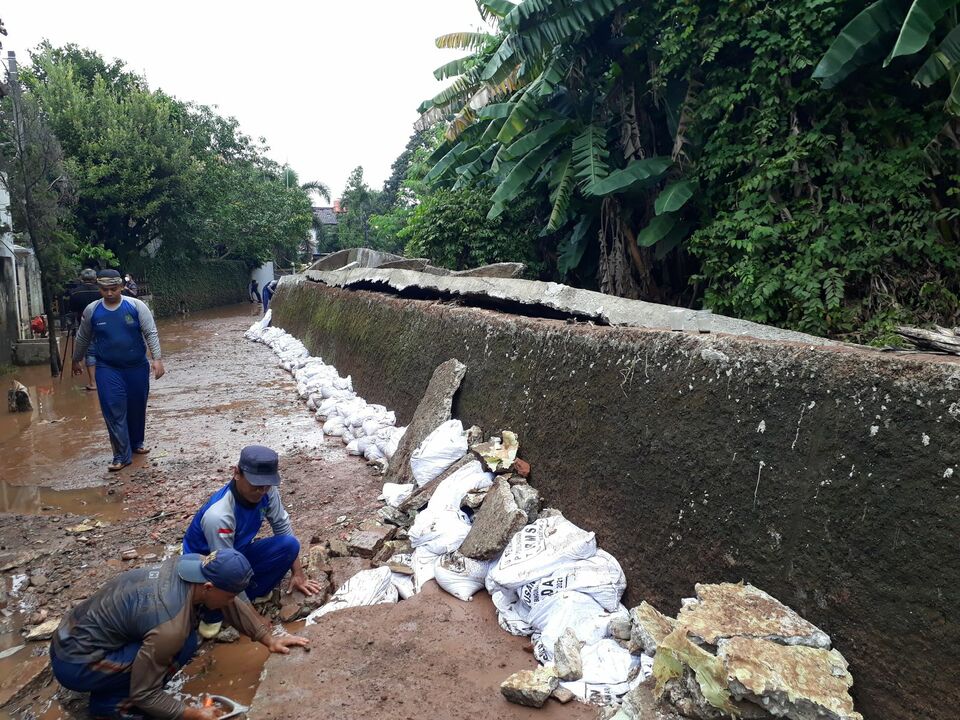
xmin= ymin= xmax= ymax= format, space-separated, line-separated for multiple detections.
xmin=250 ymin=261 xmax=274 ymax=299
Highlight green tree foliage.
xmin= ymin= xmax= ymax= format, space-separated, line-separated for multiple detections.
xmin=414 ymin=0 xmax=960 ymax=341
xmin=338 ymin=166 xmax=389 ymax=250
xmin=23 ymin=44 xmax=312 ymax=269
xmin=401 ymin=187 xmax=551 ymax=276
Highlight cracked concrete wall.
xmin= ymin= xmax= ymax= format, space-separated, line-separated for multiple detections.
xmin=272 ymin=280 xmax=960 ymax=720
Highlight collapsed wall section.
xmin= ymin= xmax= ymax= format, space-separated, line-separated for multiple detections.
xmin=272 ymin=279 xmax=960 ymax=720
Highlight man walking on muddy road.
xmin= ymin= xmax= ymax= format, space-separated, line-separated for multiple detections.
xmin=50 ymin=548 xmax=309 ymax=720
xmin=182 ymin=444 xmax=324 ymax=638
xmin=71 ymin=269 xmax=165 ymax=471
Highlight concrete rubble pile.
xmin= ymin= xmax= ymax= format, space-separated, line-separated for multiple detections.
xmin=245 ymin=316 xmax=863 ymax=719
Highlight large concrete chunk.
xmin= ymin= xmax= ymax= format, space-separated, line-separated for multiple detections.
xmin=500 ymin=666 xmax=559 ymax=708
xmin=383 ymin=358 xmax=467 ymax=486
xmin=629 ymin=601 xmax=677 ymax=656
xmin=458 ymin=478 xmax=528 ymax=560
xmin=554 ymin=628 xmax=583 ymax=681
xmin=719 ymin=637 xmax=863 ymax=720
xmin=453 ymin=262 xmax=525 ymax=278
xmin=678 ymin=583 xmax=830 ymax=649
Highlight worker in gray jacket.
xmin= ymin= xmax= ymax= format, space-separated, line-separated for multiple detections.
xmin=50 ymin=548 xmax=308 ymax=719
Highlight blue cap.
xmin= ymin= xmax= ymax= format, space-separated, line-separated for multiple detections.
xmin=177 ymin=549 xmax=253 ymax=594
xmin=238 ymin=445 xmax=281 ymax=486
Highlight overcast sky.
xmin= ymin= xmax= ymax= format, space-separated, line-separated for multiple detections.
xmin=3 ymin=1 xmax=489 ymax=201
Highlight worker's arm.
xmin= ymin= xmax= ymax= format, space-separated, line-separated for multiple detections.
xmin=222 ymin=598 xmax=309 ymax=654
xmin=131 ymin=298 xmax=164 ymax=379
xmin=127 ymin=626 xmax=189 ymax=720
xmin=265 ymin=490 xmax=322 ymax=596
xmin=71 ymin=303 xmax=96 ymax=364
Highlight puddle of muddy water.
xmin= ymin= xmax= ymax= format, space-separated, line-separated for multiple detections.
xmin=0 ymin=480 xmax=125 ymax=519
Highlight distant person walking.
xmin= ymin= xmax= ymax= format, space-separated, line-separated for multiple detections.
xmin=68 ymin=268 xmax=102 ymax=391
xmin=72 ymin=270 xmax=165 ymax=471
xmin=249 ymin=278 xmax=261 ymax=304
xmin=122 ymin=274 xmax=139 ymax=297
xmin=261 ymin=279 xmax=277 ymax=314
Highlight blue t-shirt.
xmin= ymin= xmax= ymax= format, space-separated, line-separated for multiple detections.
xmin=91 ymin=298 xmax=148 ymax=369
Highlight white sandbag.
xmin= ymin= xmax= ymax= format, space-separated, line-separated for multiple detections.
xmin=433 ymin=552 xmax=491 ymax=602
xmin=528 ymin=591 xmax=612 ymax=663
xmin=411 ymin=546 xmax=441 ymax=593
xmin=408 ymin=508 xmax=472 ymax=555
xmin=323 ymin=418 xmax=346 ymax=436
xmin=304 ymin=567 xmax=398 ymax=624
xmin=356 ymin=437 xmax=374 ymax=453
xmin=383 ymin=426 xmax=406 ymax=461
xmin=410 ymin=420 xmax=468 ymax=487
xmin=346 ymin=407 xmax=375 ymax=428
xmin=488 ymin=514 xmax=597 ymax=590
xmin=362 ymin=418 xmax=386 ymax=436
xmin=346 ymin=439 xmax=361 ymax=456
xmin=364 ymin=444 xmax=385 ymax=462
xmin=559 ymin=640 xmax=651 ymax=704
xmin=426 ymin=460 xmax=493 ymax=513
xmin=333 ymin=375 xmax=353 ymax=391
xmin=319 ymin=383 xmax=338 ymax=399
xmin=316 ymin=398 xmax=339 ymax=417
xmin=341 ymin=429 xmax=354 ymax=444
xmin=379 ymin=482 xmax=414 ymax=507
xmin=391 ymin=572 xmax=415 ymax=600
xmin=491 ymin=588 xmax=535 ymax=636
xmin=518 ymin=549 xmax=626 ymax=612
xmin=305 ymin=394 xmax=321 ymax=411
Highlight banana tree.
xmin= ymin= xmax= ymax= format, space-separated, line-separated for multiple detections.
xmin=417 ymin=0 xmax=698 ymax=299
xmin=814 ymin=0 xmax=960 ymax=114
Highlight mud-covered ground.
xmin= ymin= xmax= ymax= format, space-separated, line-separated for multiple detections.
xmin=0 ymin=306 xmax=386 ymax=719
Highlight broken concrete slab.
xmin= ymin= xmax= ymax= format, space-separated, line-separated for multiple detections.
xmin=0 ymin=656 xmax=48 ymax=707
xmin=554 ymin=628 xmax=583 ymax=681
xmin=510 ymin=483 xmax=540 ymax=523
xmin=24 ymin=618 xmax=60 ymax=642
xmin=452 ymin=262 xmax=525 ymax=278
xmin=279 ymin=581 xmax=332 ymax=623
xmin=471 ymin=430 xmax=519 ymax=473
xmin=370 ymin=539 xmax=412 ymax=567
xmin=308 ymin=248 xmax=406 ymax=272
xmin=304 ymin=267 xmax=833 ymax=344
xmin=618 ymin=678 xmax=686 ymax=720
xmin=398 ymin=454 xmax=474 ymax=513
xmin=459 ymin=478 xmax=528 ymax=560
xmin=379 ymin=258 xmax=429 ymax=271
xmin=629 ymin=601 xmax=678 ymax=656
xmin=653 ymin=627 xmax=737 ymax=717
xmin=719 ymin=637 xmax=863 ymax=720
xmin=327 ymin=556 xmax=372 ymax=593
xmin=677 ymin=583 xmax=831 ymax=649
xmin=501 ymin=666 xmax=559 ymax=708
xmin=383 ymin=358 xmax=467 ymax=487
xmin=249 ymin=583 xmax=592 ymax=720
xmin=346 ymin=525 xmax=395 ymax=558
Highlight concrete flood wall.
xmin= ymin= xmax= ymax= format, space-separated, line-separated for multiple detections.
xmin=272 ymin=279 xmax=960 ymax=720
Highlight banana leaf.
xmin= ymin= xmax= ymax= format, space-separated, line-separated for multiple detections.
xmin=885 ymin=0 xmax=960 ymax=66
xmin=588 ymin=156 xmax=671 ymax=196
xmin=654 ymin=179 xmax=694 ymax=215
xmin=812 ymin=0 xmax=907 ymax=89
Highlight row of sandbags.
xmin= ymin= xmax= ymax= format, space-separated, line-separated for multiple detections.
xmin=245 ymin=317 xmax=649 ymax=703
xmin=245 ymin=314 xmax=406 ymax=464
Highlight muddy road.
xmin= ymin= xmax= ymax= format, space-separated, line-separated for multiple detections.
xmin=0 ymin=305 xmax=386 ymax=718
xmin=0 ymin=304 xmax=587 ymax=720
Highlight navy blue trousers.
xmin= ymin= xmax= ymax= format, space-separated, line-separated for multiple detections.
xmin=95 ymin=363 xmax=150 ymax=465
xmin=51 ymin=631 xmax=199 ymax=718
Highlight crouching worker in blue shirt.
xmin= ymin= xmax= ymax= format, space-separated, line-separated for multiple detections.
xmin=182 ymin=445 xmax=324 ymax=638
xmin=50 ymin=548 xmax=309 ymax=720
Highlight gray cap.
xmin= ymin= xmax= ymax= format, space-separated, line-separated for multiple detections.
xmin=80 ymin=268 xmax=97 ymax=282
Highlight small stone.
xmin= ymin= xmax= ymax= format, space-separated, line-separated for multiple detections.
xmin=328 ymin=538 xmax=350 ymax=557
xmin=214 ymin=626 xmax=240 ymax=643
xmin=514 ymin=458 xmax=531 ymax=478
xmin=377 ymin=506 xmax=412 ymax=527
xmin=371 ymin=539 xmax=412 ymax=567
xmin=629 ymin=601 xmax=677 ymax=656
xmin=26 ymin=609 xmax=48 ymax=626
xmin=500 ymin=666 xmax=558 ymax=708
xmin=461 ymin=491 xmax=487 ymax=510
xmin=143 ymin=553 xmax=158 ymax=562
xmin=554 ymin=628 xmax=583 ymax=681
xmin=552 ymin=687 xmax=576 ymax=704
xmin=610 ymin=614 xmax=633 ymax=641
xmin=510 ymin=484 xmax=540 ymax=523
xmin=28 ymin=575 xmax=48 ymax=589
xmin=120 ymin=549 xmax=138 ymax=561
xmin=459 ymin=478 xmax=527 ymax=560
xmin=471 ymin=431 xmax=519 ymax=473
xmin=24 ymin=618 xmax=60 ymax=642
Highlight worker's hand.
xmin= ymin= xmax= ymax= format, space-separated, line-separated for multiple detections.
xmin=287 ymin=573 xmax=325 ymax=597
xmin=71 ymin=361 xmax=83 ymax=376
xmin=152 ymin=359 xmax=165 ymax=380
xmin=183 ymin=705 xmax=222 ymax=720
xmin=264 ymin=632 xmax=310 ymax=654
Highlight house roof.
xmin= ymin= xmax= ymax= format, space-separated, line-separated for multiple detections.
xmin=312 ymin=206 xmax=338 ymax=225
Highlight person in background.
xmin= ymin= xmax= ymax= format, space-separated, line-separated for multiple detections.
xmin=50 ymin=548 xmax=308 ymax=720
xmin=72 ymin=269 xmax=165 ymax=471
xmin=122 ymin=274 xmax=139 ymax=297
xmin=68 ymin=268 xmax=102 ymax=391
xmin=249 ymin=278 xmax=261 ymax=304
xmin=261 ymin=280 xmax=277 ymax=314
xmin=181 ymin=445 xmax=323 ymax=638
